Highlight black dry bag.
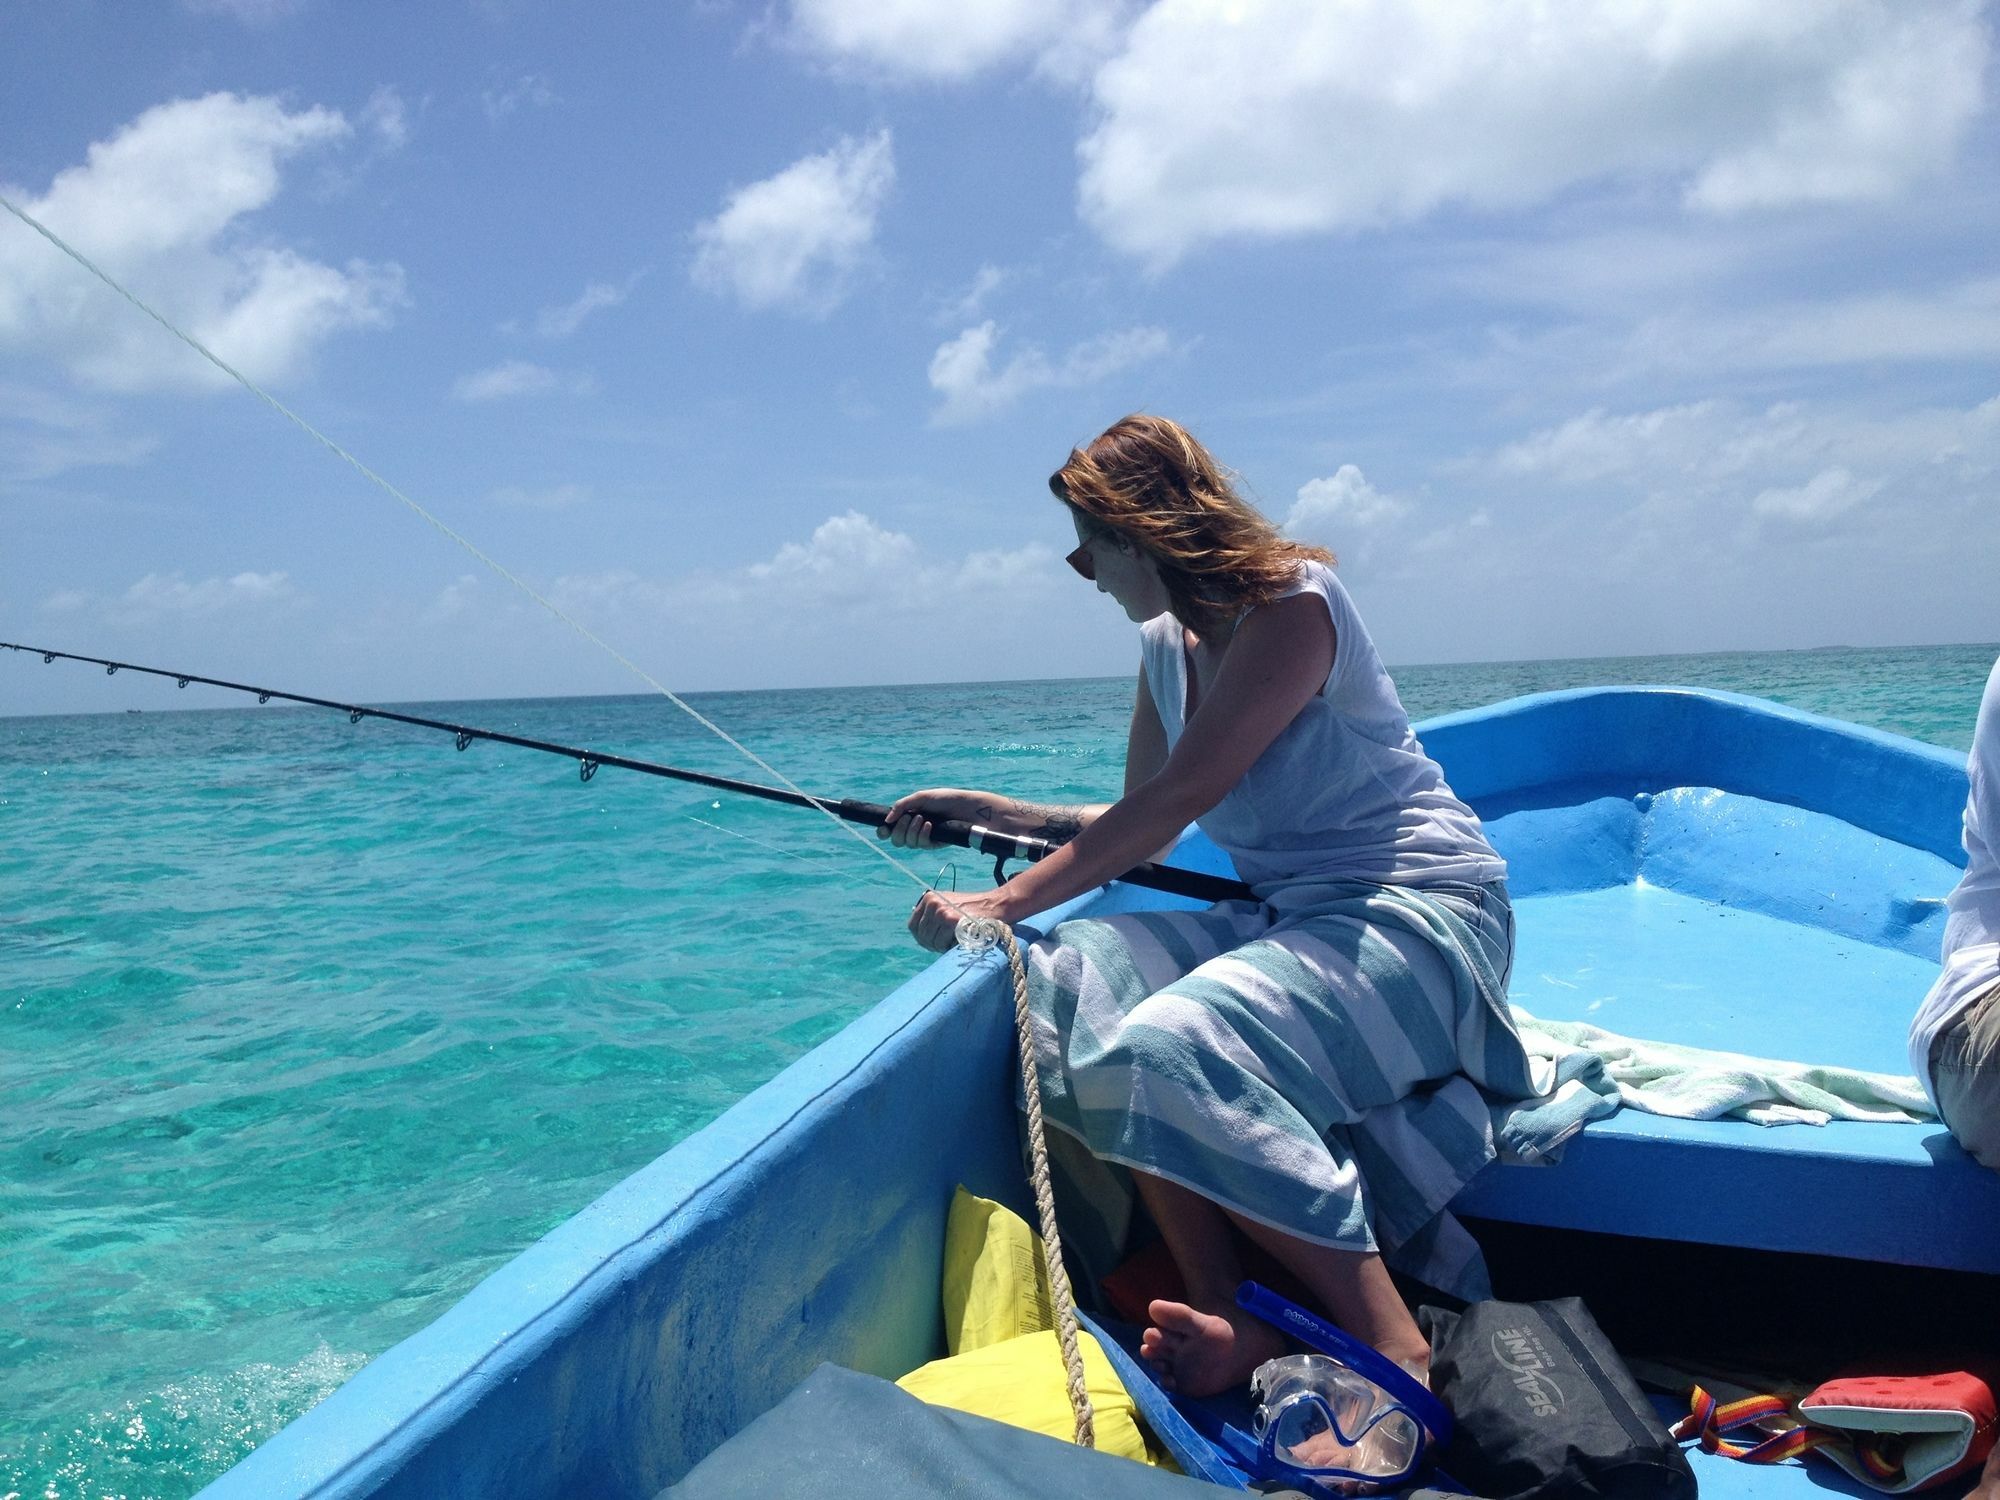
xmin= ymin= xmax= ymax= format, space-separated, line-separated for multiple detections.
xmin=1421 ymin=1298 xmax=1697 ymax=1500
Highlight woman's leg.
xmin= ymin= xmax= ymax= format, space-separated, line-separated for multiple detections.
xmin=1133 ymin=1167 xmax=1427 ymax=1396
xmin=1027 ymin=887 xmax=1517 ymax=1394
xmin=1223 ymin=1209 xmax=1428 ymax=1370
xmin=1130 ymin=1170 xmax=1283 ymax=1394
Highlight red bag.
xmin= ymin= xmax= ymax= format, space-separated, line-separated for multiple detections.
xmin=1675 ymin=1370 xmax=1997 ymax=1493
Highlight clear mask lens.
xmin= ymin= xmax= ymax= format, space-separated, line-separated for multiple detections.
xmin=1252 ymin=1355 xmax=1423 ymax=1479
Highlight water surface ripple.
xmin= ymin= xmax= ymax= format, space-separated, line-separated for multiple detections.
xmin=2 ymin=645 xmax=1993 ymax=1498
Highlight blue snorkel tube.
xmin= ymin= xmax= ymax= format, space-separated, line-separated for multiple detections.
xmin=1225 ymin=1282 xmax=1457 ymax=1494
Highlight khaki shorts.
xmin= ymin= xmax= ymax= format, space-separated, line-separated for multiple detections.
xmin=1933 ymin=978 xmax=2000 ymax=1171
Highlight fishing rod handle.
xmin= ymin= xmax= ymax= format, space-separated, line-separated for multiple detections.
xmin=833 ymin=798 xmax=1253 ymax=906
xmin=831 ymin=798 xmax=1051 ymax=866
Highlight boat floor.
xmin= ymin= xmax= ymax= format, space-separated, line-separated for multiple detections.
xmin=1453 ymin=881 xmax=2000 ymax=1272
xmin=1102 ymin=1218 xmax=1997 ymax=1499
xmin=1476 ymin=1219 xmax=1997 ymax=1500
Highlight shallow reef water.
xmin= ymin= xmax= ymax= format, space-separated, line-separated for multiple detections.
xmin=2 ymin=644 xmax=1993 ymax=1499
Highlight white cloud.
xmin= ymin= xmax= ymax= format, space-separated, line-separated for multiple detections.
xmin=487 ymin=482 xmax=590 ymax=509
xmin=1487 ymin=397 xmax=2000 ymax=498
xmin=1751 ymin=466 xmax=1884 ymax=523
xmin=1633 ymin=278 xmax=2000 ymax=373
xmin=0 ymin=384 xmax=158 ymax=483
xmin=786 ymin=0 xmax=1130 ymax=82
xmin=422 ymin=574 xmax=480 ymax=625
xmin=691 ymin=131 xmax=895 ymax=314
xmin=180 ymin=0 xmax=302 ymax=23
xmin=544 ymin=513 xmax=1059 ymax=622
xmin=928 ymin=320 xmax=1171 ymax=423
xmin=451 ymin=360 xmax=593 ymax=401
xmin=1285 ymin=465 xmax=1410 ymax=541
xmin=483 ymin=74 xmax=556 ymax=124
xmin=376 ymin=512 xmax=1095 ymax=699
xmin=1268 ymin=390 xmax=2000 ymax=666
xmin=548 ymin=569 xmax=668 ymax=616
xmin=1494 ymin=403 xmax=1725 ymax=485
xmin=122 ymin=570 xmax=298 ymax=616
xmin=740 ymin=512 xmax=1057 ymax=608
xmin=939 ymin=263 xmax=1011 ymax=325
xmin=360 ymin=87 xmax=409 ymax=152
xmin=1436 ymin=278 xmax=2000 ymax=405
xmin=748 ymin=509 xmax=922 ymax=603
xmin=0 ymin=92 xmax=403 ymax=392
xmin=1077 ymin=0 xmax=1990 ymax=267
xmin=533 ymin=278 xmax=637 ymax=338
xmin=1478 ymin=394 xmax=2000 ymax=556
xmin=954 ymin=541 xmax=1060 ymax=593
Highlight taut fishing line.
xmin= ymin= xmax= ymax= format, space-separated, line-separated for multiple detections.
xmin=1 ymin=190 xmax=1101 ymax=1440
xmin=683 ymin=816 xmax=912 ymax=887
xmin=0 ymin=190 xmax=987 ymax=937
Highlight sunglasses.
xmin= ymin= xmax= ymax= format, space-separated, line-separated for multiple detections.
xmin=1065 ymin=524 xmax=1119 ymax=580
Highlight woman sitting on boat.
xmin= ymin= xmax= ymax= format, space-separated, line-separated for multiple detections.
xmin=885 ymin=414 xmax=1545 ymax=1398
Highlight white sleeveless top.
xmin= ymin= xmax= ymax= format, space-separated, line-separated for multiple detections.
xmin=1142 ymin=560 xmax=1504 ymax=893
xmin=1909 ymin=652 xmax=2000 ymax=1104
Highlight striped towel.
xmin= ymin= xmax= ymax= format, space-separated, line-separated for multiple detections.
xmin=1021 ymin=878 xmax=1561 ymax=1303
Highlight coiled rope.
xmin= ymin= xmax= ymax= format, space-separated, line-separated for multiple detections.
xmin=0 ymin=191 xmax=1097 ymax=1447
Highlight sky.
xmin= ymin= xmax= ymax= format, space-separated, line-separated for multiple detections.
xmin=3 ymin=0 xmax=1999 ymax=717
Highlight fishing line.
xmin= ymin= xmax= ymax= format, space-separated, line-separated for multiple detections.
xmin=0 ymin=190 xmax=967 ymax=922
xmin=2 ymin=192 xmax=1108 ymax=1442
xmin=684 ymin=815 xmax=911 ymax=889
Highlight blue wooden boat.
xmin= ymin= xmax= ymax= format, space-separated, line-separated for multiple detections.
xmin=194 ymin=687 xmax=2000 ymax=1500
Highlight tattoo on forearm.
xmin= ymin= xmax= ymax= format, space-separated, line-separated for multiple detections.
xmin=1015 ymin=801 xmax=1085 ymax=844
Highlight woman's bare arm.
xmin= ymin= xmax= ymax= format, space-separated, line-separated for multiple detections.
xmin=974 ymin=594 xmax=1334 ymax=919
xmin=883 ymin=666 xmax=1168 ymax=850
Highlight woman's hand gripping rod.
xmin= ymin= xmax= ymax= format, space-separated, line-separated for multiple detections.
xmin=836 ymin=797 xmax=1251 ymax=904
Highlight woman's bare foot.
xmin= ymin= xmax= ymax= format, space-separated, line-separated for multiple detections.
xmin=1381 ymin=1342 xmax=1431 ymax=1383
xmin=1139 ymin=1297 xmax=1287 ymax=1396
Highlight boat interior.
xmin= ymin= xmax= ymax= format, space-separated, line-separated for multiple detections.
xmin=1426 ymin=689 xmax=1999 ymax=1275
xmin=193 ymin=689 xmax=2000 ymax=1500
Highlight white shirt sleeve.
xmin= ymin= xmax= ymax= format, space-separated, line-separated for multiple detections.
xmin=1910 ymin=654 xmax=2000 ymax=1103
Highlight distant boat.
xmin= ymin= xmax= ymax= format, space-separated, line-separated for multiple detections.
xmin=194 ymin=686 xmax=2000 ymax=1500
xmin=125 ymin=708 xmax=141 ymax=713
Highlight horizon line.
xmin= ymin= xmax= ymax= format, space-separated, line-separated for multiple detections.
xmin=4 ymin=636 xmax=1996 ymax=722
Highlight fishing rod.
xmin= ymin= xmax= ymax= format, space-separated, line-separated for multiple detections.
xmin=3 ymin=640 xmax=1256 ymax=906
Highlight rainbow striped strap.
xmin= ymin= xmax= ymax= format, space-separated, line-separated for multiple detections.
xmin=1672 ymin=1386 xmax=1838 ymax=1464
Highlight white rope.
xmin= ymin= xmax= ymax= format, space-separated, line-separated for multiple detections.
xmin=965 ymin=918 xmax=1096 ymax=1447
xmin=4 ymin=190 xmax=1097 ymax=1446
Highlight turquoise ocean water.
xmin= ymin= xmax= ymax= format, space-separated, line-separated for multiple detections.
xmin=3 ymin=643 xmax=1995 ymax=1499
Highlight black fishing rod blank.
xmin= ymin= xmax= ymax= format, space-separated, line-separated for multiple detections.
xmin=4 ymin=640 xmax=1255 ymax=905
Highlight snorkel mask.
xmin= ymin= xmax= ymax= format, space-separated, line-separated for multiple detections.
xmin=1233 ymin=1282 xmax=1453 ymax=1494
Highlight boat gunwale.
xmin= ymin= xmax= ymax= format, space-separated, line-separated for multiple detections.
xmin=194 ymin=686 xmax=1986 ymax=1500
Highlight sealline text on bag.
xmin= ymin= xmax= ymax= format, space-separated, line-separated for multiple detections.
xmin=1421 ymin=1298 xmax=1697 ymax=1500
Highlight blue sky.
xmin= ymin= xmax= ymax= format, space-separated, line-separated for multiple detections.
xmin=4 ymin=0 xmax=1998 ymax=717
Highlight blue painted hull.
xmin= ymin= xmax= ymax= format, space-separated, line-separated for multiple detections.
xmin=195 ymin=689 xmax=1997 ymax=1500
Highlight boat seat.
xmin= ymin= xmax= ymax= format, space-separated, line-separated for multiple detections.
xmin=1445 ymin=785 xmax=2000 ymax=1275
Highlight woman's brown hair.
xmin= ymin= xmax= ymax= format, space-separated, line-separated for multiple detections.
xmin=1050 ymin=414 xmax=1332 ymax=639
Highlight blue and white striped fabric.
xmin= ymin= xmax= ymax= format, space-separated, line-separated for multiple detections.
xmin=1024 ymin=878 xmax=1548 ymax=1302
